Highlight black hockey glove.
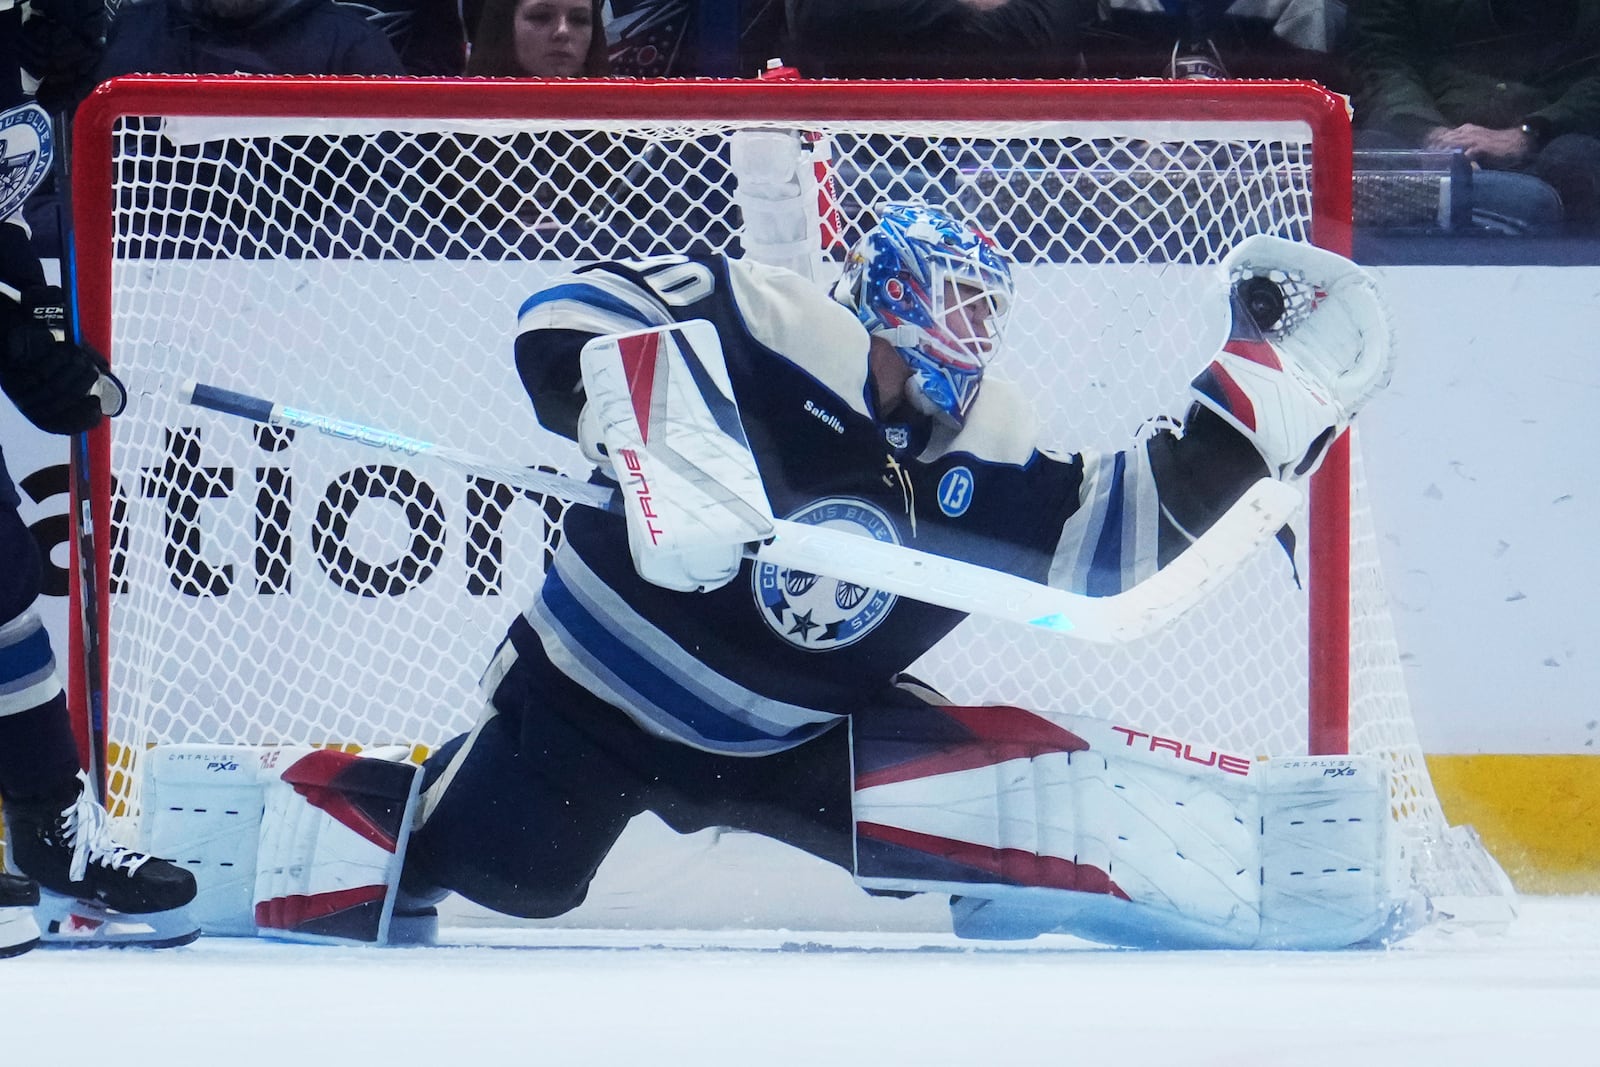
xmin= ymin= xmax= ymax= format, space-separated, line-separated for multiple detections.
xmin=19 ymin=0 xmax=109 ymax=113
xmin=0 ymin=284 xmax=124 ymax=436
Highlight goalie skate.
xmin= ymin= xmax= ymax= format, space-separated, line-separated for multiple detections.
xmin=4 ymin=772 xmax=199 ymax=948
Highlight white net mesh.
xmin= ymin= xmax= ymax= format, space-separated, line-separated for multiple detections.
xmin=74 ymin=78 xmax=1500 ymax=914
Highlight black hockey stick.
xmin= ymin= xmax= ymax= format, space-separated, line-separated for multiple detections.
xmin=51 ymin=105 xmax=114 ymax=802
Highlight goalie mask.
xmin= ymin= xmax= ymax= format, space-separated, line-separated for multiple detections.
xmin=833 ymin=203 xmax=1015 ymax=427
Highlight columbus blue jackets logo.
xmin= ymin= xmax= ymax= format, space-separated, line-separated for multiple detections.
xmin=752 ymin=498 xmax=899 ymax=651
xmin=0 ymin=104 xmax=53 ymax=224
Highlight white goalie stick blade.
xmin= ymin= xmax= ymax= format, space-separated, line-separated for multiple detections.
xmin=182 ymin=383 xmax=1301 ymax=644
xmin=757 ymin=477 xmax=1302 ymax=643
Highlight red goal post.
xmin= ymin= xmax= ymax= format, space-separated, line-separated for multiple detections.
xmin=61 ymin=75 xmax=1502 ymax=915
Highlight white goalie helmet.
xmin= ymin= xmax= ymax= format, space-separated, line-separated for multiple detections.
xmin=832 ymin=203 xmax=1016 ymax=427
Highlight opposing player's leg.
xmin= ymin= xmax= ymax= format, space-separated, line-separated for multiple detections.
xmin=0 ymin=457 xmax=197 ymax=947
xmin=5 ymin=772 xmax=200 ymax=947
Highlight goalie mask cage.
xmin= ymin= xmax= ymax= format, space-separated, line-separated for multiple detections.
xmin=68 ymin=75 xmax=1505 ymax=924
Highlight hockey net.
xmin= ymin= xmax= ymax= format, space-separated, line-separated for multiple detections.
xmin=69 ymin=75 xmax=1510 ymax=926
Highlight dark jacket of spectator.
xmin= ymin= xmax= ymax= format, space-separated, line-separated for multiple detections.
xmin=15 ymin=0 xmax=108 ymax=112
xmin=337 ymin=0 xmax=468 ymax=75
xmin=1348 ymin=0 xmax=1600 ymax=143
xmin=785 ymin=0 xmax=1092 ymax=78
xmin=1081 ymin=1 xmax=1350 ymax=86
xmin=94 ymin=0 xmax=407 ymax=80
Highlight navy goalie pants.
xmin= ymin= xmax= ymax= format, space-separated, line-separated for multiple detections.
xmin=403 ymin=639 xmax=855 ymax=920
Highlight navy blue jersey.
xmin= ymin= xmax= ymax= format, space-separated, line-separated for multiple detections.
xmin=506 ymin=255 xmax=1267 ymax=755
xmin=2 ymin=5 xmax=22 ymax=112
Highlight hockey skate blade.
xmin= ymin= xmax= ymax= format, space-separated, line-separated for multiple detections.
xmin=0 ymin=907 xmax=41 ymax=958
xmin=34 ymin=890 xmax=200 ymax=949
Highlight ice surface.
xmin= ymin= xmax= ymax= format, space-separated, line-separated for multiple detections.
xmin=2 ymin=896 xmax=1595 ymax=1066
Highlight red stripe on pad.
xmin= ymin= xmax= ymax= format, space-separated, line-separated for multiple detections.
xmin=1223 ymin=337 xmax=1282 ymax=369
xmin=1205 ymin=363 xmax=1256 ymax=433
xmin=941 ymin=705 xmax=1090 ymax=750
xmin=278 ymin=749 xmax=400 ymax=853
xmin=255 ymin=885 xmax=387 ymax=931
xmin=858 ymin=822 xmax=1129 ymax=900
xmin=616 ymin=331 xmax=662 ymax=443
xmin=855 ymin=706 xmax=1089 ymax=790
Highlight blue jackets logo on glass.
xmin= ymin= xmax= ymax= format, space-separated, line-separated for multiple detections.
xmin=752 ymin=498 xmax=900 ymax=651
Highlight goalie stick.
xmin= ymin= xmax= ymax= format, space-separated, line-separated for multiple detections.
xmin=182 ymin=381 xmax=1303 ymax=644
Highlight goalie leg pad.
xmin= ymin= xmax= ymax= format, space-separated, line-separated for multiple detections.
xmin=141 ymin=745 xmax=271 ymax=937
xmin=254 ymin=748 xmax=422 ymax=945
xmin=1255 ymin=756 xmax=1417 ymax=949
xmin=141 ymin=744 xmax=423 ymax=944
xmin=851 ymin=706 xmax=1406 ymax=949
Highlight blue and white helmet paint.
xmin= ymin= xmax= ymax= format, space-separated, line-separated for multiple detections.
xmin=832 ymin=203 xmax=1015 ymax=427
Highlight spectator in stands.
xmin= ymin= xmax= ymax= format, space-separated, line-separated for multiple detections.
xmin=78 ymin=0 xmax=408 ymax=260
xmin=90 ymin=0 xmax=407 ymax=82
xmin=466 ymin=0 xmax=611 ymax=76
xmin=785 ymin=0 xmax=1092 ymax=78
xmin=344 ymin=0 xmax=470 ymax=74
xmin=1082 ymin=0 xmax=1350 ymax=86
xmin=592 ymin=0 xmax=785 ymax=78
xmin=1346 ymin=0 xmax=1600 ymax=232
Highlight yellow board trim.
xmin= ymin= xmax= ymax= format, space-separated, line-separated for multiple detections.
xmin=1427 ymin=754 xmax=1600 ymax=894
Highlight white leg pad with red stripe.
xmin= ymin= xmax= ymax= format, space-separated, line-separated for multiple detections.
xmin=141 ymin=745 xmax=422 ymax=944
xmin=851 ymin=706 xmax=1414 ymax=949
